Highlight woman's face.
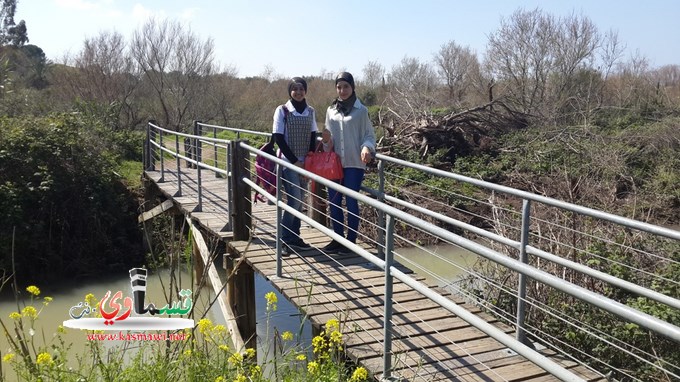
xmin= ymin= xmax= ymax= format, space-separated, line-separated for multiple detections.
xmin=336 ymin=81 xmax=353 ymax=101
xmin=290 ymin=84 xmax=306 ymax=102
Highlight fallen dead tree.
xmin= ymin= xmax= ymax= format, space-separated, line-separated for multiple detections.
xmin=380 ymin=100 xmax=530 ymax=163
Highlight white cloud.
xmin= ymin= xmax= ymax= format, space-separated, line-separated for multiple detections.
xmin=55 ymin=0 xmax=97 ymax=11
xmin=178 ymin=7 xmax=200 ymax=22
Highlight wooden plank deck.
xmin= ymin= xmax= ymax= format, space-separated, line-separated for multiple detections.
xmin=144 ymin=162 xmax=605 ymax=382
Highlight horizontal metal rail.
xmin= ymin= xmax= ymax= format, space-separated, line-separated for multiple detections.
xmin=375 ymin=153 xmax=680 ymax=241
xmin=361 ymin=187 xmax=680 ymax=311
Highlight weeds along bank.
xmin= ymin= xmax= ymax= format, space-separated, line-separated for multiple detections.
xmin=0 ymin=114 xmax=145 ymax=286
xmin=1 ymin=286 xmax=370 ymax=381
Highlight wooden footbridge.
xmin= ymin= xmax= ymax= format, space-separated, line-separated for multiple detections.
xmin=140 ymin=121 xmax=680 ymax=381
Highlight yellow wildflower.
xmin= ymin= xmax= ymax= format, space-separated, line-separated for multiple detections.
xmin=213 ymin=324 xmax=226 ymax=333
xmin=249 ymin=365 xmax=261 ymax=377
xmin=215 ymin=377 xmax=225 ymax=382
xmin=282 ymin=331 xmax=293 ymax=341
xmin=234 ymin=375 xmax=246 ymax=382
xmin=326 ymin=318 xmax=339 ymax=333
xmin=21 ymin=306 xmax=37 ymax=319
xmin=245 ymin=348 xmax=256 ymax=359
xmin=197 ymin=318 xmax=213 ymax=335
xmin=57 ymin=325 xmax=66 ymax=334
xmin=228 ymin=352 xmax=243 ymax=365
xmin=312 ymin=335 xmax=326 ymax=354
xmin=36 ymin=352 xmax=53 ymax=365
xmin=85 ymin=293 xmax=97 ymax=306
xmin=296 ymin=354 xmax=306 ymax=361
xmin=9 ymin=312 xmax=20 ymax=320
xmin=43 ymin=296 xmax=53 ymax=306
xmin=349 ymin=366 xmax=369 ymax=382
xmin=183 ymin=349 xmax=192 ymax=357
xmin=265 ymin=292 xmax=277 ymax=312
xmin=219 ymin=345 xmax=229 ymax=352
xmin=329 ymin=330 xmax=343 ymax=349
xmin=26 ymin=286 xmax=40 ymax=296
xmin=3 ymin=353 xmax=15 ymax=362
xmin=307 ymin=361 xmax=319 ymax=374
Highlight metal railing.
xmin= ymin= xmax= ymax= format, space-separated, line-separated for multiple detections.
xmin=144 ymin=121 xmax=680 ymax=382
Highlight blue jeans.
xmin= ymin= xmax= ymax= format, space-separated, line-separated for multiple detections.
xmin=280 ymin=165 xmax=305 ymax=243
xmin=327 ymin=168 xmax=364 ymax=243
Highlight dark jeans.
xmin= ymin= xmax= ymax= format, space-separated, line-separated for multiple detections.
xmin=327 ymin=167 xmax=364 ymax=243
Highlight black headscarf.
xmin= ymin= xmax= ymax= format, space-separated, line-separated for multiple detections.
xmin=333 ymin=72 xmax=356 ymax=116
xmin=288 ymin=77 xmax=308 ymax=114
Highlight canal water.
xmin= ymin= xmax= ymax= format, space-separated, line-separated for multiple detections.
xmin=0 ymin=244 xmax=476 ymax=377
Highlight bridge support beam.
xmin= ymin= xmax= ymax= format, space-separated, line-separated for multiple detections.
xmin=229 ymin=140 xmax=252 ymax=241
xmin=225 ymin=253 xmax=256 ymax=351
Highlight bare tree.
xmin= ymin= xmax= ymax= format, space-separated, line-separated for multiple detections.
xmin=362 ymin=60 xmax=385 ymax=90
xmin=55 ymin=31 xmax=140 ymax=129
xmin=387 ymin=56 xmax=438 ymax=117
xmin=485 ymin=8 xmax=558 ymax=117
xmin=485 ymin=8 xmax=606 ymax=123
xmin=433 ymin=40 xmax=479 ymax=106
xmin=130 ymin=18 xmax=216 ymax=131
xmin=610 ymin=51 xmax=657 ymax=111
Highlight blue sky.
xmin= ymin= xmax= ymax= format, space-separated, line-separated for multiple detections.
xmin=17 ymin=0 xmax=680 ymax=79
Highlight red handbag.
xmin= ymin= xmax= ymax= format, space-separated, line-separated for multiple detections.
xmin=305 ymin=143 xmax=343 ymax=181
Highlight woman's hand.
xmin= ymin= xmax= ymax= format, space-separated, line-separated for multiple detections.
xmin=321 ymin=129 xmax=332 ymax=152
xmin=361 ymin=146 xmax=372 ymax=164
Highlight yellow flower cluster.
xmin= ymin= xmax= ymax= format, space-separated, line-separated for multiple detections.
xmin=312 ymin=335 xmax=327 ymax=355
xmin=85 ymin=293 xmax=97 ymax=307
xmin=36 ymin=352 xmax=53 ymax=365
xmin=349 ymin=366 xmax=369 ymax=382
xmin=307 ymin=360 xmax=319 ymax=374
xmin=197 ymin=318 xmax=213 ymax=335
xmin=265 ymin=291 xmax=277 ymax=312
xmin=26 ymin=286 xmax=40 ymax=296
xmin=244 ymin=348 xmax=256 ymax=359
xmin=281 ymin=331 xmax=293 ymax=341
xmin=21 ymin=306 xmax=37 ymax=319
xmin=3 ymin=353 xmax=15 ymax=362
xmin=228 ymin=352 xmax=243 ymax=365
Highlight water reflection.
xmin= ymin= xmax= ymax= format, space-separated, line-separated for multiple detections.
xmin=395 ymin=243 xmax=479 ymax=287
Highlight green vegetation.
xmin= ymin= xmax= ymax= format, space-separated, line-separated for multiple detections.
xmin=0 ymin=286 xmax=369 ymax=382
xmin=0 ymin=114 xmax=143 ymax=284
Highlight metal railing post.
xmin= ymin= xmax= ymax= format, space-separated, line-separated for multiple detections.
xmin=144 ymin=121 xmax=152 ymax=171
xmin=275 ymin=163 xmax=284 ymax=278
xmin=175 ymin=135 xmax=182 ymax=196
xmin=226 ymin=142 xmax=233 ymax=229
xmin=516 ymin=199 xmax=531 ymax=345
xmin=194 ymin=121 xmax=202 ymax=164
xmin=377 ymin=159 xmax=386 ymax=258
xmin=382 ymin=214 xmax=396 ymax=381
xmin=158 ymin=129 xmax=165 ymax=182
xmin=212 ymin=122 xmax=219 ymax=177
xmin=196 ymin=147 xmax=203 ymax=212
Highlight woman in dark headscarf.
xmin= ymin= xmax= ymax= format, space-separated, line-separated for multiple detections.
xmin=322 ymin=72 xmax=376 ymax=254
xmin=272 ymin=77 xmax=318 ymax=255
